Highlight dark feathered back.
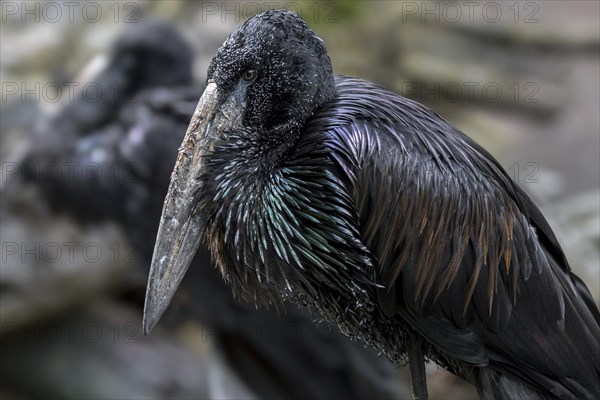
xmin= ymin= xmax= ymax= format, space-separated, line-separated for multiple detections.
xmin=304 ymin=76 xmax=600 ymax=398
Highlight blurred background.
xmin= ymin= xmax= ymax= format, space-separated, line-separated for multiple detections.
xmin=1 ymin=1 xmax=598 ymax=399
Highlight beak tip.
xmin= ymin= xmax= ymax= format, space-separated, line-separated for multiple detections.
xmin=142 ymin=319 xmax=154 ymax=336
xmin=142 ymin=289 xmax=160 ymax=335
xmin=142 ymin=303 xmax=160 ymax=335
xmin=142 ymin=308 xmax=153 ymax=336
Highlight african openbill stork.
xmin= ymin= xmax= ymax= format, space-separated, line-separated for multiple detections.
xmin=10 ymin=19 xmax=405 ymax=400
xmin=144 ymin=10 xmax=600 ymax=399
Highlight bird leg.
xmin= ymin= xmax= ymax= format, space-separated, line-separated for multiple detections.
xmin=408 ymin=336 xmax=429 ymax=400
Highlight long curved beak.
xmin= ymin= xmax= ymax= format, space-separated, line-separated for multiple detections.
xmin=143 ymin=83 xmax=219 ymax=335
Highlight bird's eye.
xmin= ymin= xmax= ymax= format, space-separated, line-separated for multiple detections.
xmin=243 ymin=70 xmax=257 ymax=82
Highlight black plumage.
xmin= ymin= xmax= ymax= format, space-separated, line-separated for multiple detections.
xmin=145 ymin=10 xmax=600 ymax=400
xmin=11 ymin=20 xmax=405 ymax=400
xmin=31 ymin=19 xmax=193 ymax=150
xmin=14 ymin=19 xmax=197 ymax=257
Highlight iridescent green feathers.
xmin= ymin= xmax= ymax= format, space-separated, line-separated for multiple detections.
xmin=197 ymin=126 xmax=390 ymax=338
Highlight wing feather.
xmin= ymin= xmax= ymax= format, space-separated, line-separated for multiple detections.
xmin=312 ymin=76 xmax=600 ymax=398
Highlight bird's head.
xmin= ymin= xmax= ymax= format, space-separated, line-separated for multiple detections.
xmin=206 ymin=10 xmax=335 ymax=136
xmin=143 ymin=11 xmax=336 ymax=334
xmin=91 ymin=20 xmax=194 ymax=97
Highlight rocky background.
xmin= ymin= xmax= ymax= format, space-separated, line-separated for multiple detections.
xmin=1 ymin=1 xmax=598 ymax=399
